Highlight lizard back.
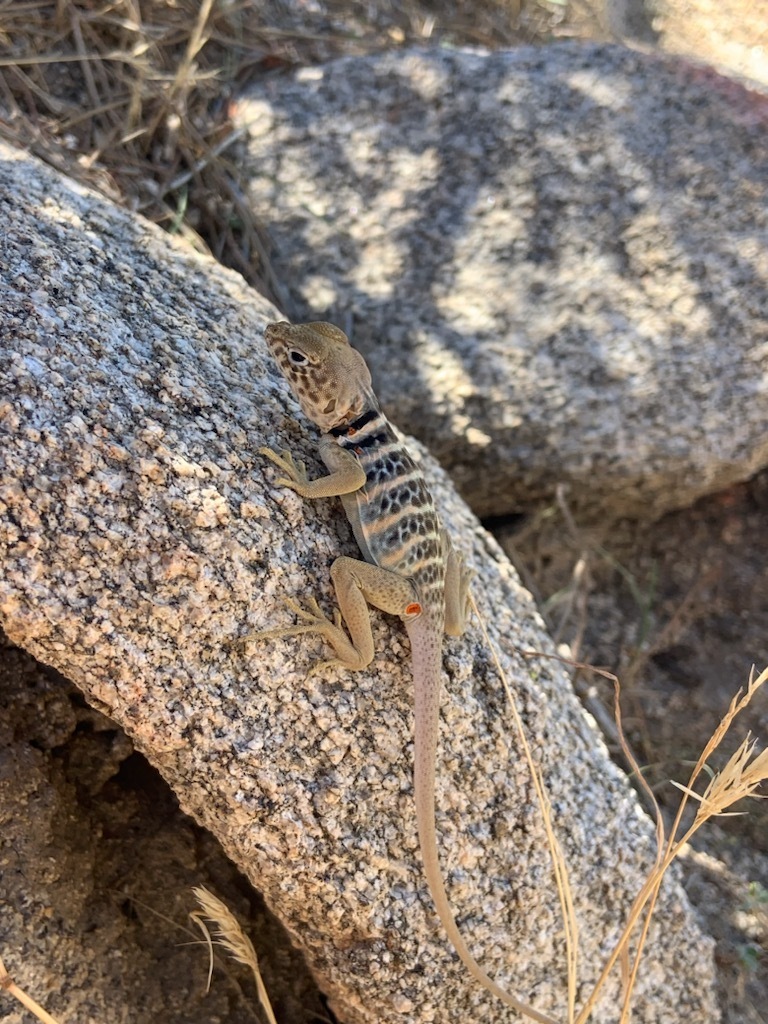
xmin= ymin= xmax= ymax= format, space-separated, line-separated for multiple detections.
xmin=329 ymin=408 xmax=446 ymax=616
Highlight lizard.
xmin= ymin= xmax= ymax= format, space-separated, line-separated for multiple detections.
xmin=250 ymin=320 xmax=548 ymax=1019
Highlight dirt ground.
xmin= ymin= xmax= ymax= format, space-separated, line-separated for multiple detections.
xmin=652 ymin=0 xmax=768 ymax=88
xmin=0 ymin=638 xmax=330 ymax=1024
xmin=498 ymin=468 xmax=768 ymax=1024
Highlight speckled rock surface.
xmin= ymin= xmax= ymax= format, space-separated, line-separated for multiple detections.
xmin=0 ymin=633 xmax=322 ymax=1024
xmin=0 ymin=140 xmax=719 ymax=1023
xmin=238 ymin=42 xmax=768 ymax=521
xmin=650 ymin=0 xmax=768 ymax=90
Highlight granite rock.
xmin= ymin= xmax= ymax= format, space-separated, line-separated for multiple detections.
xmin=0 ymin=140 xmax=718 ymax=1023
xmin=238 ymin=42 xmax=768 ymax=520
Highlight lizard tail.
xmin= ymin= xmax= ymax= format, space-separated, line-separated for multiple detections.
xmin=407 ymin=616 xmax=555 ymax=1023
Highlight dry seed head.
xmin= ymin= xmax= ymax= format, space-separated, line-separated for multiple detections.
xmin=694 ymin=736 xmax=768 ymax=822
xmin=191 ymin=887 xmax=277 ymax=1024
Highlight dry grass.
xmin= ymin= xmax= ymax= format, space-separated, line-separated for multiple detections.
xmin=191 ymin=886 xmax=278 ymax=1024
xmin=498 ymin=641 xmax=768 ymax=1023
xmin=474 ymin=593 xmax=579 ymax=1023
xmin=0 ymin=0 xmax=605 ymax=308
xmin=581 ymin=664 xmax=768 ymax=1024
xmin=0 ymin=0 xmax=300 ymax=303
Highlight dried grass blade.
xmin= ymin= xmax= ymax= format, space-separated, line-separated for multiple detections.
xmin=191 ymin=886 xmax=278 ymax=1024
xmin=472 ymin=595 xmax=577 ymax=1022
xmin=0 ymin=953 xmax=62 ymax=1024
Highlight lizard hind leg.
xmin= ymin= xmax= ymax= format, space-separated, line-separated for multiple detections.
xmin=444 ymin=536 xmax=473 ymax=638
xmin=245 ymin=555 xmax=419 ymax=675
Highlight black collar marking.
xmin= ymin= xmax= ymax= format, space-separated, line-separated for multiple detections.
xmin=328 ymin=408 xmax=379 ymax=437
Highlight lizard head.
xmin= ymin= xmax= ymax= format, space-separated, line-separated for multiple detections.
xmin=264 ymin=321 xmax=376 ymax=432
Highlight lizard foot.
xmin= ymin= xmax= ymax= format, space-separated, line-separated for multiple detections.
xmin=458 ymin=554 xmax=474 ymax=622
xmin=240 ymin=596 xmax=359 ymax=673
xmin=258 ymin=446 xmax=312 ymax=491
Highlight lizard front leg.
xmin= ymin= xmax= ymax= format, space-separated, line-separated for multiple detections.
xmin=259 ymin=440 xmax=365 ymax=499
xmin=247 ymin=556 xmax=420 ymax=673
xmin=252 ymin=441 xmax=395 ymax=669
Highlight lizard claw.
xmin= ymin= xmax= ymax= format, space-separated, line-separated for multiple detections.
xmin=239 ymin=594 xmax=363 ymax=672
xmin=241 ymin=595 xmax=340 ymax=644
xmin=259 ymin=447 xmax=311 ymax=490
xmin=282 ymin=595 xmax=335 ymax=625
xmin=304 ymin=657 xmax=345 ymax=679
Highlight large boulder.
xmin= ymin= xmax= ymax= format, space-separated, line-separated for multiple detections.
xmin=238 ymin=42 xmax=768 ymax=521
xmin=0 ymin=140 xmax=718 ymax=1022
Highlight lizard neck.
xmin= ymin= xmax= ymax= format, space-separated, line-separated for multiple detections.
xmin=327 ymin=404 xmax=382 ymax=438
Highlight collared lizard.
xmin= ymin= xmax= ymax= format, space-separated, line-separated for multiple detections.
xmin=251 ymin=320 xmax=548 ymax=1018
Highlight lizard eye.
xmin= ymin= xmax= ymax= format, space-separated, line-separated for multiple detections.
xmin=288 ymin=350 xmax=308 ymax=365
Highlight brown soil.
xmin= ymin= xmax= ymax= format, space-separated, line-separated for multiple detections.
xmin=0 ymin=636 xmax=331 ymax=1024
xmin=497 ymin=468 xmax=768 ymax=1024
